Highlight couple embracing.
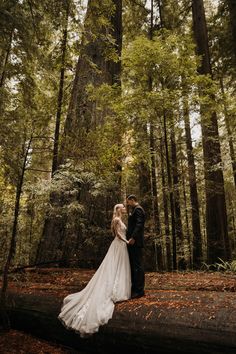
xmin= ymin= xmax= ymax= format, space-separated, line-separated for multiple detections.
xmin=58 ymin=194 xmax=146 ymax=337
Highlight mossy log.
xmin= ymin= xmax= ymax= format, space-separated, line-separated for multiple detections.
xmin=6 ymin=286 xmax=236 ymax=354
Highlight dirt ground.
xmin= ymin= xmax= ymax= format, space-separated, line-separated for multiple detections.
xmin=4 ymin=267 xmax=236 ymax=296
xmin=0 ymin=329 xmax=80 ymax=354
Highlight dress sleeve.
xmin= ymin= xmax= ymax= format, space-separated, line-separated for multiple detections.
xmin=113 ymin=218 xmax=122 ymax=237
xmin=113 ymin=218 xmax=128 ymax=244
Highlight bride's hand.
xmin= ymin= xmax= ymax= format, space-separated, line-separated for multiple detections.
xmin=128 ymin=238 xmax=135 ymax=245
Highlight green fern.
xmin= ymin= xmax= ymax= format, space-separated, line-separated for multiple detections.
xmin=201 ymin=258 xmax=236 ymax=273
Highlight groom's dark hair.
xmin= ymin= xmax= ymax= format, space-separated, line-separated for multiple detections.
xmin=126 ymin=194 xmax=137 ymax=202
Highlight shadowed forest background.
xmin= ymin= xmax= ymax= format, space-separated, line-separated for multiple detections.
xmin=0 ymin=0 xmax=236 ymax=278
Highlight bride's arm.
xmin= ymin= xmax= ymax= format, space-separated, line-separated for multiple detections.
xmin=113 ymin=218 xmax=129 ymax=244
xmin=118 ymin=234 xmax=129 ymax=244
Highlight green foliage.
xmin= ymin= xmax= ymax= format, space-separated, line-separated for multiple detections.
xmin=0 ymin=0 xmax=83 ymax=268
xmin=201 ymin=258 xmax=236 ymax=272
xmin=1 ymin=0 xmax=236 ymax=271
xmin=209 ymin=0 xmax=236 ymax=80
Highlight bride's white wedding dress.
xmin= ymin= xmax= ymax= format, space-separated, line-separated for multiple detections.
xmin=57 ymin=218 xmax=131 ymax=337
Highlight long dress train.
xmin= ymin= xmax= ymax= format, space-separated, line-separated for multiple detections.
xmin=57 ymin=219 xmax=131 ymax=337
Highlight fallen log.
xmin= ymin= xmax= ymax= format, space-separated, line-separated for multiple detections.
xmin=1 ymin=259 xmax=78 ymax=275
xmin=6 ymin=288 xmax=236 ymax=354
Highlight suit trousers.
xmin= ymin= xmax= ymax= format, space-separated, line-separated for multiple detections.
xmin=128 ymin=245 xmax=145 ymax=294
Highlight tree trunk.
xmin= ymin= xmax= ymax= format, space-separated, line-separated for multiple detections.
xmin=0 ymin=137 xmax=32 ymax=330
xmin=148 ymin=0 xmax=162 ymax=270
xmin=180 ymin=151 xmax=191 ymax=267
xmin=183 ymin=97 xmax=202 ymax=268
xmin=160 ymin=135 xmax=172 ymax=271
xmin=51 ymin=1 xmax=69 ymax=176
xmin=138 ymin=160 xmax=152 ymax=197
xmin=150 ymin=123 xmax=161 ymax=230
xmin=192 ymin=0 xmax=231 ymax=263
xmin=0 ymin=27 xmax=14 ymax=89
xmin=157 ymin=0 xmax=184 ymax=270
xmin=170 ymin=119 xmax=184 ymax=252
xmin=219 ymin=77 xmax=236 ymax=187
xmin=227 ymin=0 xmax=236 ymax=61
xmin=150 ymin=121 xmax=162 ymax=270
xmin=136 ymin=0 xmax=152 ymax=210
xmin=5 ymin=285 xmax=236 ymax=353
xmin=149 ymin=1 xmax=160 ymax=235
xmin=163 ymin=110 xmax=177 ymax=270
xmin=63 ymin=0 xmax=122 ymax=142
xmin=36 ymin=0 xmax=123 ymax=265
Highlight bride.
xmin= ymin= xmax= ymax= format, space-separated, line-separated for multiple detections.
xmin=57 ymin=203 xmax=131 ymax=337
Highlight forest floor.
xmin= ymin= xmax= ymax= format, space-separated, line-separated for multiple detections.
xmin=1 ymin=269 xmax=236 ymax=353
xmin=4 ymin=267 xmax=236 ymax=297
xmin=0 ymin=329 xmax=80 ymax=354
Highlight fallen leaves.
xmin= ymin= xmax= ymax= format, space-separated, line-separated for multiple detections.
xmin=2 ymin=269 xmax=236 ymax=319
xmin=0 ymin=329 xmax=76 ymax=354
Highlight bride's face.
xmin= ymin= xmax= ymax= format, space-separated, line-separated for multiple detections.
xmin=120 ymin=205 xmax=126 ymax=214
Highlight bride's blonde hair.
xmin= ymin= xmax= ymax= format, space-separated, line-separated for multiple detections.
xmin=111 ymin=203 xmax=124 ymax=236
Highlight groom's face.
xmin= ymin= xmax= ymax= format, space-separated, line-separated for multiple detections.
xmin=126 ymin=199 xmax=135 ymax=208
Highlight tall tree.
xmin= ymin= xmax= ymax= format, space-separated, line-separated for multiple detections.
xmin=170 ymin=119 xmax=184 ymax=251
xmin=160 ymin=134 xmax=172 ymax=270
xmin=192 ymin=0 xmax=231 ymax=263
xmin=157 ymin=0 xmax=185 ymax=269
xmin=226 ymin=0 xmax=236 ymax=61
xmin=219 ymin=77 xmax=236 ymax=187
xmin=0 ymin=27 xmax=13 ymax=89
xmin=63 ymin=0 xmax=122 ymax=141
xmin=52 ymin=0 xmax=70 ymax=175
xmin=183 ymin=96 xmax=202 ymax=267
xmin=163 ymin=110 xmax=177 ymax=269
xmin=0 ymin=136 xmax=32 ymax=329
xmin=180 ymin=149 xmax=191 ymax=266
xmin=148 ymin=0 xmax=162 ymax=268
xmin=36 ymin=0 xmax=123 ymax=264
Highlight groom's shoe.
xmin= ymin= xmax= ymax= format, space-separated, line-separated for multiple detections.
xmin=131 ymin=291 xmax=145 ymax=299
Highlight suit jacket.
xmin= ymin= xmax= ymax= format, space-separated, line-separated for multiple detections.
xmin=127 ymin=205 xmax=145 ymax=248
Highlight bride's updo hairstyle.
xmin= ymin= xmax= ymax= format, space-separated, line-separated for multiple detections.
xmin=111 ymin=204 xmax=124 ymax=236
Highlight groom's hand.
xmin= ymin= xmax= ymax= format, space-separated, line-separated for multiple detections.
xmin=128 ymin=238 xmax=135 ymax=245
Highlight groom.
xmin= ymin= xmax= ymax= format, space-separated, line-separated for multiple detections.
xmin=126 ymin=194 xmax=146 ymax=299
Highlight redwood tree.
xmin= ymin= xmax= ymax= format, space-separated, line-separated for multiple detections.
xmin=36 ymin=0 xmax=123 ymax=264
xmin=227 ymin=0 xmax=236 ymax=61
xmin=183 ymin=96 xmax=202 ymax=267
xmin=192 ymin=0 xmax=231 ymax=263
xmin=51 ymin=0 xmax=70 ymax=176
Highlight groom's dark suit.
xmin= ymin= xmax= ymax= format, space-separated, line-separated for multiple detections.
xmin=126 ymin=204 xmax=145 ymax=295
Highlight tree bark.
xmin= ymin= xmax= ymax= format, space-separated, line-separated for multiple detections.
xmin=163 ymin=110 xmax=177 ymax=270
xmin=150 ymin=121 xmax=163 ymax=269
xmin=219 ymin=76 xmax=236 ymax=187
xmin=136 ymin=0 xmax=152 ymax=210
xmin=183 ymin=97 xmax=202 ymax=267
xmin=36 ymin=0 xmax=123 ymax=265
xmin=63 ymin=0 xmax=122 ymax=143
xmin=148 ymin=0 xmax=162 ymax=269
xmin=227 ymin=0 xmax=236 ymax=61
xmin=5 ymin=288 xmax=236 ymax=354
xmin=138 ymin=160 xmax=152 ymax=200
xmin=160 ymin=135 xmax=172 ymax=271
xmin=170 ymin=119 xmax=183 ymax=247
xmin=0 ymin=136 xmax=32 ymax=330
xmin=0 ymin=27 xmax=14 ymax=89
xmin=149 ymin=2 xmax=160 ymax=235
xmin=51 ymin=1 xmax=69 ymax=176
xmin=192 ymin=0 xmax=231 ymax=263
xmin=180 ymin=152 xmax=191 ymax=267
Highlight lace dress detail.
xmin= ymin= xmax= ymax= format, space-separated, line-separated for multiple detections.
xmin=57 ymin=218 xmax=131 ymax=336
